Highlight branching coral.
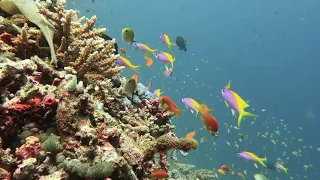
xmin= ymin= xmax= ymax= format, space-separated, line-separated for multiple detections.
xmin=38 ymin=3 xmax=123 ymax=82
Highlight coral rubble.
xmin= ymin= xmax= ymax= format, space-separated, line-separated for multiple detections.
xmin=0 ymin=1 xmax=197 ymax=179
xmin=168 ymin=163 xmax=215 ymax=180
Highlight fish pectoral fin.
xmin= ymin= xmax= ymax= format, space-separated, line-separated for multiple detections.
xmin=231 ymin=109 xmax=236 ymax=116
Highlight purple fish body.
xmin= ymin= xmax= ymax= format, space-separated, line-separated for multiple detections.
xmin=166 ymin=69 xmax=173 ymax=76
xmin=221 ymin=89 xmax=240 ymax=113
xmin=160 ymin=34 xmax=166 ymax=44
xmin=274 ymin=164 xmax=281 ymax=169
xmin=237 ymin=152 xmax=255 ymax=161
xmin=182 ymin=98 xmax=196 ymax=111
xmin=133 ymin=43 xmax=147 ymax=51
xmin=155 ymin=53 xmax=170 ymax=63
xmin=116 ymin=57 xmax=126 ymax=66
xmin=152 ymin=90 xmax=157 ymax=96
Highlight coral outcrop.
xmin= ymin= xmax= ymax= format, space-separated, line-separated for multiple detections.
xmin=168 ymin=163 xmax=215 ymax=180
xmin=0 ymin=1 xmax=197 ymax=180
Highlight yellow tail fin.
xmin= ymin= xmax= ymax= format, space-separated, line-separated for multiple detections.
xmin=151 ymin=49 xmax=157 ymax=55
xmin=238 ymin=111 xmax=258 ymax=127
xmin=258 ymin=157 xmax=267 ymax=167
xmin=130 ymin=65 xmax=141 ymax=74
xmin=170 ymin=58 xmax=175 ymax=69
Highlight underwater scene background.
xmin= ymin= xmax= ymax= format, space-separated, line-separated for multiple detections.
xmin=0 ymin=0 xmax=319 ymax=179
xmin=72 ymin=0 xmax=320 ymax=179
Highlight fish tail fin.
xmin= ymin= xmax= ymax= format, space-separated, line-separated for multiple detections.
xmin=151 ymin=49 xmax=157 ymax=55
xmin=258 ymin=157 xmax=267 ymax=167
xmin=170 ymin=57 xmax=175 ymax=69
xmin=131 ymin=65 xmax=141 ymax=74
xmin=258 ymin=158 xmax=267 ymax=167
xmin=260 ymin=157 xmax=267 ymax=161
xmin=176 ymin=109 xmax=185 ymax=118
xmin=170 ymin=42 xmax=176 ymax=46
xmin=238 ymin=111 xmax=258 ymax=127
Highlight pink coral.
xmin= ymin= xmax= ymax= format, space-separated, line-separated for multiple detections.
xmin=7 ymin=104 xmax=31 ymax=112
xmin=15 ymin=136 xmax=42 ymax=162
xmin=42 ymin=94 xmax=57 ymax=107
xmin=140 ymin=99 xmax=172 ymax=123
xmin=0 ymin=95 xmax=57 ymax=136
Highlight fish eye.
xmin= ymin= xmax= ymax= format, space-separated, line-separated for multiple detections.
xmin=222 ymin=89 xmax=225 ymax=92
xmin=125 ymin=30 xmax=128 ymax=32
xmin=237 ymin=153 xmax=240 ymax=156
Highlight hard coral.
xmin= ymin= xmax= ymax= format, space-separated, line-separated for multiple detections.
xmin=142 ymin=133 xmax=198 ymax=170
xmin=38 ymin=3 xmax=123 ymax=82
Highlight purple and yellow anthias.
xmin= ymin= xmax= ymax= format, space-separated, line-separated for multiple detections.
xmin=164 ymin=65 xmax=173 ymax=78
xmin=221 ymin=81 xmax=258 ymax=127
xmin=116 ymin=55 xmax=141 ymax=73
xmin=155 ymin=51 xmax=175 ymax=68
xmin=182 ymin=98 xmax=200 ymax=115
xmin=237 ymin=151 xmax=267 ymax=167
xmin=153 ymin=89 xmax=164 ymax=98
xmin=274 ymin=163 xmax=289 ymax=174
xmin=133 ymin=42 xmax=157 ymax=55
xmin=181 ymin=98 xmax=212 ymax=116
xmin=160 ymin=34 xmax=176 ymax=52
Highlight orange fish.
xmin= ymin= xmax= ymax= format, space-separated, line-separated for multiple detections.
xmin=160 ymin=96 xmax=184 ymax=117
xmin=186 ymin=131 xmax=196 ymax=139
xmin=217 ymin=168 xmax=225 ymax=175
xmin=221 ymin=165 xmax=230 ymax=172
xmin=132 ymin=74 xmax=138 ymax=82
xmin=149 ymin=169 xmax=169 ymax=179
xmin=144 ymin=55 xmax=153 ymax=67
xmin=237 ymin=172 xmax=245 ymax=179
xmin=198 ymin=104 xmax=219 ymax=136
xmin=120 ymin=48 xmax=127 ymax=55
xmin=148 ymin=82 xmax=152 ymax=89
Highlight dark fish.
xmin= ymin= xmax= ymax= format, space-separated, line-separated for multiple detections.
xmin=100 ymin=33 xmax=119 ymax=54
xmin=175 ymin=36 xmax=187 ymax=52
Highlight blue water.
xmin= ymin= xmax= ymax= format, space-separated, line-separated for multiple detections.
xmin=69 ymin=0 xmax=320 ymax=179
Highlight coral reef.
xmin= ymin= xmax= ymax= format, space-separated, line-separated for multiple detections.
xmin=168 ymin=163 xmax=215 ymax=180
xmin=0 ymin=2 xmax=198 ymax=180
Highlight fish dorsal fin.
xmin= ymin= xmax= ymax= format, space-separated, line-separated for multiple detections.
xmin=225 ymin=80 xmax=231 ymax=90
